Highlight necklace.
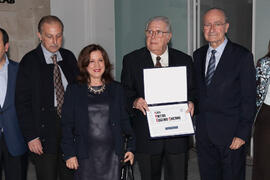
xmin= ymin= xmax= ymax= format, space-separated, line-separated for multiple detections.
xmin=88 ymin=84 xmax=106 ymax=94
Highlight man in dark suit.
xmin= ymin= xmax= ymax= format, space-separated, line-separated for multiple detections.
xmin=0 ymin=28 xmax=27 ymax=180
xmin=121 ymin=16 xmax=195 ymax=180
xmin=15 ymin=16 xmax=78 ymax=180
xmin=193 ymin=8 xmax=256 ymax=180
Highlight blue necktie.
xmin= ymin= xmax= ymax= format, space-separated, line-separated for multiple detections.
xmin=205 ymin=50 xmax=217 ymax=86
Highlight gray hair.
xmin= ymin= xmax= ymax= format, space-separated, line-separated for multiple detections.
xmin=145 ymin=16 xmax=172 ymax=33
xmin=204 ymin=8 xmax=228 ymax=22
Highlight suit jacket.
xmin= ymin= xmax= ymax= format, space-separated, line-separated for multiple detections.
xmin=15 ymin=44 xmax=78 ymax=154
xmin=0 ymin=59 xmax=26 ymax=156
xmin=61 ymin=81 xmax=136 ymax=160
xmin=121 ymin=47 xmax=195 ymax=154
xmin=193 ymin=40 xmax=256 ymax=145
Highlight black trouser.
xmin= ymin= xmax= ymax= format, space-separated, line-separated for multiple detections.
xmin=197 ymin=138 xmax=246 ymax=180
xmin=136 ymin=152 xmax=187 ymax=180
xmin=30 ymin=151 xmax=74 ymax=180
xmin=0 ymin=135 xmax=25 ymax=180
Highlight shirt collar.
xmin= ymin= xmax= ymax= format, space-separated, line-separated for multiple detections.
xmin=207 ymin=37 xmax=228 ymax=56
xmin=41 ymin=44 xmax=63 ymax=64
xmin=150 ymin=46 xmax=169 ymax=60
xmin=0 ymin=54 xmax=9 ymax=71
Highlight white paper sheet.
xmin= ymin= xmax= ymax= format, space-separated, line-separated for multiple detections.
xmin=143 ymin=67 xmax=187 ymax=104
xmin=146 ymin=104 xmax=194 ymax=138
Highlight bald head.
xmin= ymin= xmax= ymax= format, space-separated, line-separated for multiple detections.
xmin=204 ymin=8 xmax=227 ymax=23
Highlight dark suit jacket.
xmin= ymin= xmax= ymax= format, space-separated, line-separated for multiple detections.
xmin=121 ymin=47 xmax=195 ymax=154
xmin=193 ymin=40 xmax=256 ymax=145
xmin=15 ymin=44 xmax=78 ymax=154
xmin=0 ymin=59 xmax=26 ymax=156
xmin=61 ymin=81 xmax=136 ymax=160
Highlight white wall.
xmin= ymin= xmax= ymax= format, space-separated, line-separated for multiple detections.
xmin=50 ymin=0 xmax=116 ymax=75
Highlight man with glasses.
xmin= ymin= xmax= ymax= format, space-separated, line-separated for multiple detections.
xmin=121 ymin=16 xmax=195 ymax=180
xmin=193 ymin=8 xmax=256 ymax=180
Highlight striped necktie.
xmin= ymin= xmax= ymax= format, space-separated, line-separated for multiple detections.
xmin=205 ymin=50 xmax=217 ymax=86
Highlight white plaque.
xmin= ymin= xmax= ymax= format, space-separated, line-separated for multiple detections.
xmin=146 ymin=104 xmax=194 ymax=138
xmin=143 ymin=67 xmax=194 ymax=138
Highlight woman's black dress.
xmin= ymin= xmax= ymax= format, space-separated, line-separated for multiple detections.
xmin=252 ymin=103 xmax=270 ymax=180
xmin=74 ymin=87 xmax=120 ymax=180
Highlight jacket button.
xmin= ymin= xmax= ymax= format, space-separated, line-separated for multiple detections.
xmin=41 ymin=124 xmax=45 ymax=128
xmin=41 ymin=138 xmax=45 ymax=142
xmin=112 ymin=123 xmax=116 ymax=126
xmin=41 ymin=107 xmax=45 ymax=111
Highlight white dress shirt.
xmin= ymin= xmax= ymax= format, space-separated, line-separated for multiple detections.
xmin=150 ymin=47 xmax=169 ymax=67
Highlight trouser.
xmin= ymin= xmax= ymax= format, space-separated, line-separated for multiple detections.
xmin=0 ymin=135 xmax=25 ymax=180
xmin=136 ymin=152 xmax=187 ymax=180
xmin=30 ymin=151 xmax=74 ymax=180
xmin=197 ymin=138 xmax=246 ymax=180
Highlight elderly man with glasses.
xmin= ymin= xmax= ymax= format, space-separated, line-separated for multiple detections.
xmin=121 ymin=16 xmax=195 ymax=180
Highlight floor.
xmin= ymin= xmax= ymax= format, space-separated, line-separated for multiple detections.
xmin=132 ymin=148 xmax=252 ymax=180
xmin=3 ymin=148 xmax=253 ymax=180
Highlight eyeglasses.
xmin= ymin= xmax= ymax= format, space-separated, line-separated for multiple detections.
xmin=145 ymin=30 xmax=169 ymax=37
xmin=203 ymin=22 xmax=226 ymax=29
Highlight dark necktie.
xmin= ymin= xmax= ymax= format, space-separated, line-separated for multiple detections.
xmin=205 ymin=50 xmax=217 ymax=86
xmin=52 ymin=54 xmax=64 ymax=117
xmin=155 ymin=56 xmax=162 ymax=68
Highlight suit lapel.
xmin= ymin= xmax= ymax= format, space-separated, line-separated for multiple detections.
xmin=36 ymin=44 xmax=55 ymax=106
xmin=77 ymin=84 xmax=89 ymax=137
xmin=58 ymin=49 xmax=72 ymax=83
xmin=36 ymin=44 xmax=47 ymax=65
xmin=142 ymin=48 xmax=155 ymax=68
xmin=168 ymin=48 xmax=175 ymax=66
xmin=199 ymin=46 xmax=208 ymax=84
xmin=209 ymin=41 xmax=233 ymax=87
xmin=2 ymin=62 xmax=16 ymax=110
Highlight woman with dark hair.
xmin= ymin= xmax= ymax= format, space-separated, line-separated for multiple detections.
xmin=61 ymin=44 xmax=135 ymax=180
xmin=252 ymin=40 xmax=270 ymax=180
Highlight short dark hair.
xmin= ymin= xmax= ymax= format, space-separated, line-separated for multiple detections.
xmin=77 ymin=44 xmax=113 ymax=84
xmin=38 ymin=15 xmax=64 ymax=33
xmin=0 ymin=28 xmax=9 ymax=45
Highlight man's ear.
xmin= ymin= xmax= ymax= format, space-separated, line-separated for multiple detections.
xmin=37 ymin=32 xmax=42 ymax=42
xmin=167 ymin=32 xmax=172 ymax=43
xmin=4 ymin=42 xmax=9 ymax=53
xmin=225 ymin=23 xmax=229 ymax=33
